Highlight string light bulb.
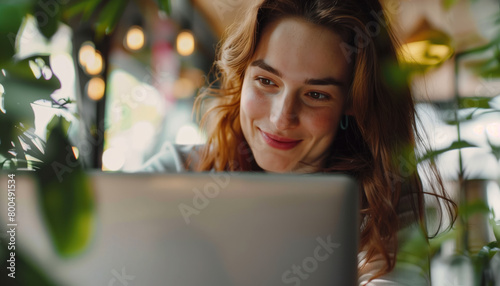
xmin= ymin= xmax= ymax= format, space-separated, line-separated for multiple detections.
xmin=176 ymin=30 xmax=195 ymax=56
xmin=125 ymin=26 xmax=145 ymax=51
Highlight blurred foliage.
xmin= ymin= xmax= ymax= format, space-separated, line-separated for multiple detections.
xmin=94 ymin=0 xmax=128 ymax=40
xmin=443 ymin=0 xmax=460 ymax=10
xmin=0 ymin=0 xmax=172 ymax=167
xmin=405 ymin=1 xmax=500 ymax=285
xmin=0 ymin=55 xmax=60 ymax=170
xmin=417 ymin=1 xmax=500 ymax=175
xmin=418 ymin=140 xmax=477 ymax=163
xmin=0 ymin=0 xmax=172 ymax=67
xmin=35 ymin=116 xmax=95 ymax=256
xmin=425 ymin=201 xmax=500 ymax=286
xmin=63 ymin=0 xmax=171 ymax=40
xmin=0 ymin=0 xmax=170 ymax=283
xmin=0 ymin=1 xmax=31 ymax=64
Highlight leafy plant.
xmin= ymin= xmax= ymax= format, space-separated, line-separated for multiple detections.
xmin=411 ymin=1 xmax=500 ymax=285
xmin=0 ymin=0 xmax=171 ymax=284
xmin=0 ymin=56 xmax=60 ymax=169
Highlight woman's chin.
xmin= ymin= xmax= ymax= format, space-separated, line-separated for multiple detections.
xmin=255 ymin=157 xmax=294 ymax=173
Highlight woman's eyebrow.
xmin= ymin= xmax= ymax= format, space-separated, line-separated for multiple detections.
xmin=250 ymin=59 xmax=283 ymax=77
xmin=305 ymin=77 xmax=344 ymax=87
xmin=250 ymin=59 xmax=344 ymax=87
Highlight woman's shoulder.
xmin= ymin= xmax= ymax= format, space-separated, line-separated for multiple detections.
xmin=138 ymin=142 xmax=203 ymax=172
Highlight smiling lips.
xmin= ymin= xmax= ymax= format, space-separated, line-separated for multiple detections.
xmin=259 ymin=129 xmax=302 ymax=150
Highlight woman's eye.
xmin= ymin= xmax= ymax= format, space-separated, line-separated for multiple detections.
xmin=257 ymin=77 xmax=275 ymax=86
xmin=307 ymin=92 xmax=329 ymax=100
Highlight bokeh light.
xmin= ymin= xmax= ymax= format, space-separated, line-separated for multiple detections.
xmin=125 ymin=26 xmax=145 ymax=51
xmin=72 ymin=146 xmax=80 ymax=159
xmin=176 ymin=30 xmax=195 ymax=56
xmin=78 ymin=42 xmax=96 ymax=68
xmin=175 ymin=124 xmax=205 ymax=145
xmin=86 ymin=77 xmax=106 ymax=101
xmin=102 ymin=148 xmax=125 ymax=171
xmin=85 ymin=50 xmax=103 ymax=75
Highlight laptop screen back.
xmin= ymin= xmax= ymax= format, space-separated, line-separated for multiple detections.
xmin=1 ymin=172 xmax=358 ymax=286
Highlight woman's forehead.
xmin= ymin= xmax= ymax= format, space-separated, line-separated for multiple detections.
xmin=250 ymin=17 xmax=352 ymax=84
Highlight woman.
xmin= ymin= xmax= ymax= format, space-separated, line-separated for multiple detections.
xmin=143 ymin=0 xmax=455 ymax=284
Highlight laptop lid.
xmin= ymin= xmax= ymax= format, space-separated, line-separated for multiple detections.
xmin=1 ymin=172 xmax=358 ymax=286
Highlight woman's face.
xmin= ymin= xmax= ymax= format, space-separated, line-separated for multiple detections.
xmin=240 ymin=17 xmax=352 ymax=173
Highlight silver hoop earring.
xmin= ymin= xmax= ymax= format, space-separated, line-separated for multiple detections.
xmin=340 ymin=115 xmax=348 ymax=130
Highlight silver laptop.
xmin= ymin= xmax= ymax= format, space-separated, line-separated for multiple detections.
xmin=1 ymin=172 xmax=358 ymax=285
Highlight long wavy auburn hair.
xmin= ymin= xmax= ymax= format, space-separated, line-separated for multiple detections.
xmin=192 ymin=0 xmax=456 ymax=280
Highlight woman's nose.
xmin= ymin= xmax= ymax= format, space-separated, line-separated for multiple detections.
xmin=270 ymin=91 xmax=299 ymax=130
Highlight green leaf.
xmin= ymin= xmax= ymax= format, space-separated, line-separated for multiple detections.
xmin=0 ymin=159 xmax=8 ymax=170
xmin=13 ymin=136 xmax=28 ymax=169
xmin=36 ymin=116 xmax=94 ymax=256
xmin=443 ymin=0 xmax=459 ymax=10
xmin=458 ymin=97 xmax=493 ymax=109
xmin=446 ymin=110 xmax=500 ymax=126
xmin=458 ymin=200 xmax=490 ymax=220
xmin=0 ymin=54 xmax=64 ymax=171
xmin=419 ymin=140 xmax=477 ymax=162
xmin=45 ymin=114 xmax=71 ymax=140
xmin=442 ymin=97 xmax=496 ymax=125
xmin=19 ymin=131 xmax=46 ymax=162
xmin=0 ymin=112 xmax=17 ymax=157
xmin=1 ymin=55 xmax=61 ymax=89
xmin=1 ymin=55 xmax=61 ymax=129
xmin=486 ymin=135 xmax=500 ymax=161
xmin=94 ymin=0 xmax=127 ymax=40
xmin=473 ymin=241 xmax=499 ymax=285
xmin=397 ymin=226 xmax=431 ymax=267
xmin=62 ymin=1 xmax=87 ymax=19
xmin=156 ymin=0 xmax=171 ymax=15
xmin=33 ymin=0 xmax=62 ymax=39
xmin=430 ymin=227 xmax=460 ymax=254
xmin=482 ymin=241 xmax=499 ymax=260
xmin=0 ymin=0 xmax=32 ymax=66
xmin=63 ymin=0 xmax=101 ymax=22
xmin=458 ymin=35 xmax=500 ymax=58
xmin=474 ymin=60 xmax=500 ymax=79
xmin=382 ymin=59 xmax=410 ymax=93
